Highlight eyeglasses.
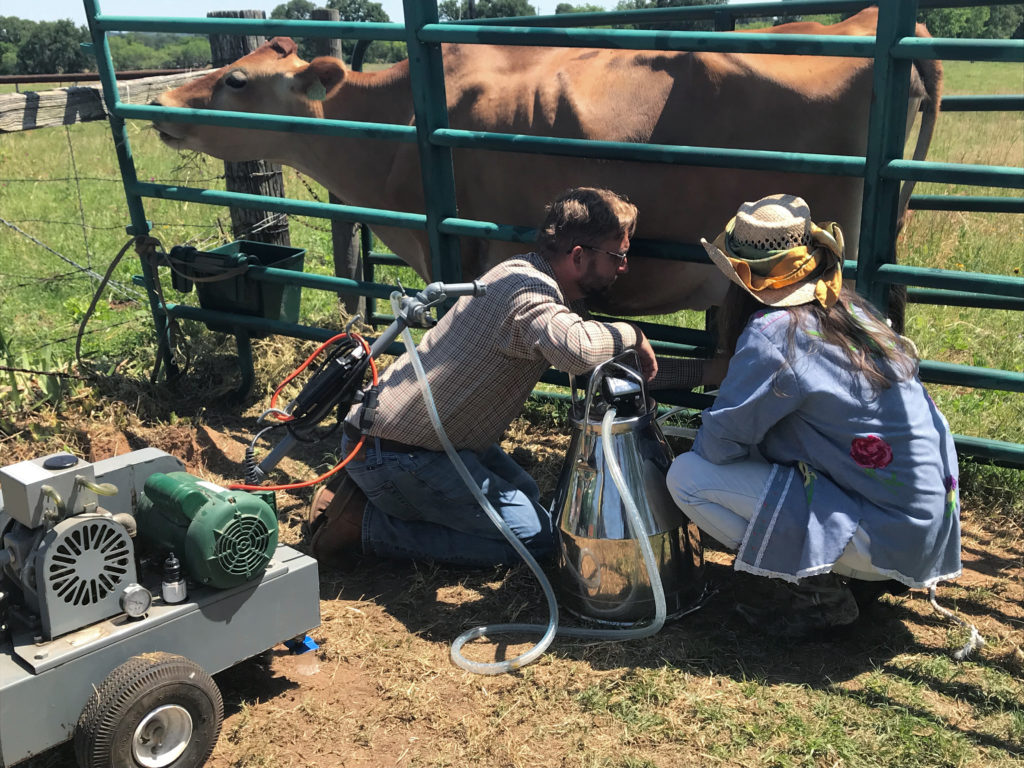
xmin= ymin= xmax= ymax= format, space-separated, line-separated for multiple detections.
xmin=573 ymin=243 xmax=629 ymax=264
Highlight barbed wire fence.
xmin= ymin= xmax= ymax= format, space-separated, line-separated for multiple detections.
xmin=0 ymin=125 xmax=338 ymax=388
xmin=0 ymin=59 xmax=347 ymax=392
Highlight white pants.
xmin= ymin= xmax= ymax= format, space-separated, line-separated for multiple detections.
xmin=666 ymin=451 xmax=887 ymax=582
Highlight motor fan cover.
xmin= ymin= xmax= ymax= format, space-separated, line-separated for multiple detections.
xmin=37 ymin=514 xmax=137 ymax=639
xmin=135 ymin=472 xmax=278 ymax=589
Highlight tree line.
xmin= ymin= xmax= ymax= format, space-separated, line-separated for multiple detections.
xmin=0 ymin=1 xmax=406 ymax=75
xmin=2 ymin=2 xmax=1019 ymax=75
xmin=440 ymin=1 xmax=1021 ymax=38
xmin=1 ymin=19 xmax=212 ymax=74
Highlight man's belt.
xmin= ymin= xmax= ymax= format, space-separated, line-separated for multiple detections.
xmin=344 ymin=423 xmax=423 ymax=454
xmin=371 ymin=437 xmax=424 ymax=454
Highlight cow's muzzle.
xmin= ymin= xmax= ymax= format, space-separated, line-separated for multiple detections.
xmin=149 ymin=99 xmax=187 ymax=147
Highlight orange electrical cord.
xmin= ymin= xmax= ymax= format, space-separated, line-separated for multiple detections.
xmin=227 ymin=333 xmax=379 ymax=492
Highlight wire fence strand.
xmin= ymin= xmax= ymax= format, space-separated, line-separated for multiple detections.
xmin=0 ymin=175 xmax=225 ymax=184
xmin=0 ymin=217 xmax=142 ymax=300
xmin=65 ymin=125 xmax=93 ymax=269
xmin=0 ymin=124 xmax=331 ymax=373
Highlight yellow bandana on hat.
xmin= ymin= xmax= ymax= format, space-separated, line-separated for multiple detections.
xmin=702 ymin=194 xmax=845 ymax=309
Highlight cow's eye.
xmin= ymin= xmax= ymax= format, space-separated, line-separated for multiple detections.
xmin=224 ymin=70 xmax=248 ymax=89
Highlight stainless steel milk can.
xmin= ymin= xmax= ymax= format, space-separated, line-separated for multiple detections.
xmin=551 ymin=352 xmax=706 ymax=625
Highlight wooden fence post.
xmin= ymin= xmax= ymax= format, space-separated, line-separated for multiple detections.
xmin=207 ymin=10 xmax=291 ymax=248
xmin=312 ymin=7 xmax=364 ymax=318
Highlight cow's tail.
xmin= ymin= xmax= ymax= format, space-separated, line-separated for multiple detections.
xmin=897 ymin=57 xmax=943 ymax=227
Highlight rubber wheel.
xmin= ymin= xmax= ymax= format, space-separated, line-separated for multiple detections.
xmin=74 ymin=652 xmax=224 ymax=768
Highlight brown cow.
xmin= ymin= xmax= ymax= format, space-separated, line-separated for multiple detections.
xmin=153 ymin=7 xmax=940 ymax=317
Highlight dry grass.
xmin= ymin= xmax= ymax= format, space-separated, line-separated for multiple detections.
xmin=3 ymin=338 xmax=1022 ymax=767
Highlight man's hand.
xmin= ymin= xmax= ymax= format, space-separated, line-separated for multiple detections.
xmin=634 ymin=331 xmax=658 ymax=382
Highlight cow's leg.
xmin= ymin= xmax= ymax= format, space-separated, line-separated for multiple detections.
xmin=887 ymin=284 xmax=908 ymax=336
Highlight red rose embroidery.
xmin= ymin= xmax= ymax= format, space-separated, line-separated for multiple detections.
xmin=850 ymin=435 xmax=893 ymax=469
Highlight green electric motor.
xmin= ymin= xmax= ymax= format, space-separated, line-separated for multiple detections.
xmin=135 ymin=472 xmax=279 ymax=589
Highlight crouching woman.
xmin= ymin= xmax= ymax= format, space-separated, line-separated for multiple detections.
xmin=666 ymin=194 xmax=962 ymax=638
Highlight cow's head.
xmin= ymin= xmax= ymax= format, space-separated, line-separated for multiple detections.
xmin=152 ymin=37 xmax=346 ymax=162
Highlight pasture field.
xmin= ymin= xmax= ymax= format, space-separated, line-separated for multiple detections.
xmin=0 ymin=60 xmax=1022 ymax=768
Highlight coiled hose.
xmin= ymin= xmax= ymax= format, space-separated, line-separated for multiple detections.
xmin=395 ymin=295 xmax=667 ymax=675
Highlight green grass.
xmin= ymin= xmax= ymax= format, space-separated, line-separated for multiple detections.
xmin=0 ymin=81 xmax=88 ymax=95
xmin=0 ymin=117 xmax=415 ymax=363
xmin=897 ymin=61 xmax=1024 ymax=511
xmin=568 ymin=668 xmax=1016 ymax=767
xmin=941 ymin=60 xmax=1024 ymax=96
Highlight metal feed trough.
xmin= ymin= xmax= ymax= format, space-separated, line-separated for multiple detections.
xmin=80 ymin=0 xmax=1022 ymax=466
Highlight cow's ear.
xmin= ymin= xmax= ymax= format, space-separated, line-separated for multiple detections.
xmin=296 ymin=57 xmax=345 ymax=101
xmin=268 ymin=37 xmax=297 ymax=58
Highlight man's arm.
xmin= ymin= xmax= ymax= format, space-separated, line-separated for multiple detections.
xmin=631 ymin=329 xmax=658 ymax=382
xmin=534 ymin=307 xmax=643 ymax=375
xmin=648 ymin=353 xmax=730 ymax=391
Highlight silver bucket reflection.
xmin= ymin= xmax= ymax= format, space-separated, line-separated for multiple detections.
xmin=552 ymin=352 xmax=706 ymax=625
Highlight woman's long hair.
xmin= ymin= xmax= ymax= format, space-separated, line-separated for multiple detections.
xmin=716 ymin=284 xmax=919 ymax=392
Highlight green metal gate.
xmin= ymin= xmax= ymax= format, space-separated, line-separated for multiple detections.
xmin=81 ymin=0 xmax=1023 ymax=465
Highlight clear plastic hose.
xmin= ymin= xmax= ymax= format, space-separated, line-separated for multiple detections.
xmin=400 ymin=321 xmax=558 ymax=674
xmin=395 ymin=294 xmax=668 ymax=674
xmin=598 ymin=407 xmax=667 ymax=636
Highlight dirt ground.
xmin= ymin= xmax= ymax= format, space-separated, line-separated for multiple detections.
xmin=5 ymin=403 xmax=1023 ymax=768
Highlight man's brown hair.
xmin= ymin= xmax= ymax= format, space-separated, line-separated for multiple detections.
xmin=537 ymin=187 xmax=638 ymax=257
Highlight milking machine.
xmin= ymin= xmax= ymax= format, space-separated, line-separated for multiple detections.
xmin=405 ymin=343 xmax=709 ymax=674
xmin=553 ymin=353 xmax=707 ymax=626
xmin=233 ymin=281 xmax=710 ymax=675
xmin=0 ymin=285 xmax=711 ymax=768
xmin=0 ymin=449 xmax=320 ymax=767
xmin=382 ymin=293 xmax=709 ymax=672
xmin=0 ymin=249 xmax=691 ymax=763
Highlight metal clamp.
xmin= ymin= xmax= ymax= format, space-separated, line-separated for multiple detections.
xmin=570 ymin=349 xmax=648 ymax=458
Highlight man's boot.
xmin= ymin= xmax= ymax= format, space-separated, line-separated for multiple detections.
xmin=307 ymin=471 xmax=366 ymax=561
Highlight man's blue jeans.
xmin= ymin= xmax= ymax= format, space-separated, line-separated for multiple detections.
xmin=342 ymin=436 xmax=556 ymax=567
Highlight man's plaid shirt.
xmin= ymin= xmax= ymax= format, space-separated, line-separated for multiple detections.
xmin=359 ymin=252 xmax=703 ymax=452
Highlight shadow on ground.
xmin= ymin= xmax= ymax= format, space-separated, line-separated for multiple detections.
xmin=313 ymin=552 xmax=918 ymax=687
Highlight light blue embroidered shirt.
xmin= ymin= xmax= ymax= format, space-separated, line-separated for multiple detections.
xmin=693 ymin=308 xmax=961 ymax=587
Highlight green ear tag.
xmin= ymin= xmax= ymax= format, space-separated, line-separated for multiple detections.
xmin=306 ymin=81 xmax=327 ymax=101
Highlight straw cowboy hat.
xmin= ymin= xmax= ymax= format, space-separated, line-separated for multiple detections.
xmin=701 ymin=193 xmax=845 ymax=309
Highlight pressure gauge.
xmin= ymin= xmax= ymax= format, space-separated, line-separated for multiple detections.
xmin=120 ymin=583 xmax=153 ymax=619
